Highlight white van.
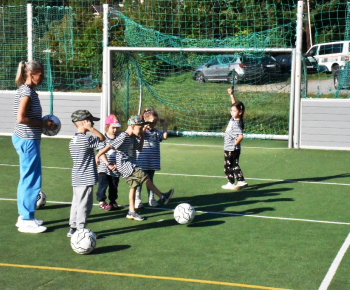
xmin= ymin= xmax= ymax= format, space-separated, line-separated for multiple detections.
xmin=304 ymin=41 xmax=350 ymax=74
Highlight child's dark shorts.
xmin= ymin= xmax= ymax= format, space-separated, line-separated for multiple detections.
xmin=125 ymin=166 xmax=149 ymax=188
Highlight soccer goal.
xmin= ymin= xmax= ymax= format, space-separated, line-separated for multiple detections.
xmin=102 ymin=1 xmax=306 ymax=143
xmin=105 ymin=46 xmax=299 ymax=140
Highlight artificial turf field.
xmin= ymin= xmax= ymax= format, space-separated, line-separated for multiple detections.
xmin=0 ymin=135 xmax=349 ymax=290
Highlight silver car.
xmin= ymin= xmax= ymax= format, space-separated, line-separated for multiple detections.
xmin=192 ymin=54 xmax=264 ymax=84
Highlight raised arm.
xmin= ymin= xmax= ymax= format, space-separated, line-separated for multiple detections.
xmin=137 ymin=129 xmax=145 ymax=152
xmin=160 ymin=118 xmax=168 ymax=140
xmin=84 ymin=120 xmax=105 ymax=142
xmin=227 ymin=88 xmax=236 ymax=104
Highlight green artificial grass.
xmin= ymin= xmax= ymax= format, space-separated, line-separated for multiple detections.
xmin=0 ymin=135 xmax=349 ymax=289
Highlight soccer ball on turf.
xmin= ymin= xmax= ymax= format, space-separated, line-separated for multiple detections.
xmin=174 ymin=203 xmax=196 ymax=224
xmin=70 ymin=228 xmax=97 ymax=255
xmin=36 ymin=191 xmax=46 ymax=209
xmin=42 ymin=115 xmax=61 ymax=136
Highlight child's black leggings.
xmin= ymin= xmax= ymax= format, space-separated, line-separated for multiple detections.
xmin=224 ymin=150 xmax=245 ymax=184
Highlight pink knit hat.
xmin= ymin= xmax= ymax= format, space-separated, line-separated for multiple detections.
xmin=105 ymin=114 xmax=122 ymax=127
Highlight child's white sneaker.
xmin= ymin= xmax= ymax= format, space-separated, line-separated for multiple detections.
xmin=135 ymin=200 xmax=144 ymax=209
xmin=221 ymin=182 xmax=236 ymax=190
xmin=149 ymin=198 xmax=159 ymax=207
xmin=148 ymin=192 xmax=158 ymax=207
xmin=16 ymin=216 xmax=43 ymax=227
xmin=232 ymin=181 xmax=248 ymax=190
xmin=18 ymin=219 xmax=47 ymax=233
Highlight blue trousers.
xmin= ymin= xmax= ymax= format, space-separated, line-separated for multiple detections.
xmin=96 ymin=172 xmax=120 ymax=203
xmin=12 ymin=135 xmax=42 ymax=220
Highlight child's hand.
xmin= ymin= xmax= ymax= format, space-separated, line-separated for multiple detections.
xmin=107 ymin=164 xmax=117 ymax=171
xmin=228 ymin=88 xmax=233 ymax=95
xmin=95 ymin=155 xmax=100 ymax=166
xmin=43 ymin=119 xmax=57 ymax=130
xmin=83 ymin=120 xmax=93 ymax=131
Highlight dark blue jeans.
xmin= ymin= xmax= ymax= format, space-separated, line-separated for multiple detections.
xmin=96 ymin=173 xmax=120 ymax=203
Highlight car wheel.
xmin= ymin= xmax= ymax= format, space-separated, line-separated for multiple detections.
xmin=334 ymin=75 xmax=340 ymax=90
xmin=227 ymin=72 xmax=239 ymax=84
xmin=332 ymin=64 xmax=339 ymax=76
xmin=195 ymin=72 xmax=205 ymax=83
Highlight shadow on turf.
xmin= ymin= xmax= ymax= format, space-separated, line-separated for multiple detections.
xmin=39 ymin=204 xmax=71 ymax=210
xmin=92 ymin=244 xmax=131 ymax=254
xmin=42 ymin=210 xmax=128 ymax=231
xmin=247 ymin=173 xmax=350 ymax=190
xmin=84 ymin=186 xmax=295 ymax=238
xmin=38 ymin=178 xmax=306 ymax=235
xmin=168 ymin=187 xmax=294 ymax=214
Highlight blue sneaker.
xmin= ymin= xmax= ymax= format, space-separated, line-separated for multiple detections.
xmin=67 ymin=228 xmax=76 ymax=238
xmin=160 ymin=189 xmax=174 ymax=205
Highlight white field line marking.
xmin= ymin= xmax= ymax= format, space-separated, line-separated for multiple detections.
xmin=1 ymin=198 xmax=350 ymax=226
xmin=155 ymin=172 xmax=350 ymax=187
xmin=163 ymin=143 xmax=288 ymax=149
xmin=318 ymin=233 xmax=350 ymax=290
xmin=1 ymin=163 xmax=350 ymax=187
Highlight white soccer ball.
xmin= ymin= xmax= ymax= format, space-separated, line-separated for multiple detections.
xmin=36 ymin=191 xmax=46 ymax=209
xmin=70 ymin=228 xmax=97 ymax=255
xmin=42 ymin=114 xmax=61 ymax=136
xmin=174 ymin=203 xmax=196 ymax=224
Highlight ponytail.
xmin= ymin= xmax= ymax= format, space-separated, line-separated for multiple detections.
xmin=15 ymin=60 xmax=44 ymax=87
xmin=15 ymin=61 xmax=26 ymax=87
xmin=232 ymin=101 xmax=245 ymax=130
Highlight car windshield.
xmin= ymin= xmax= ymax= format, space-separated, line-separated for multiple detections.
xmin=241 ymin=55 xmax=260 ymax=64
xmin=220 ymin=55 xmax=237 ymax=64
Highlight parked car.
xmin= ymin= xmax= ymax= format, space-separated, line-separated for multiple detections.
xmin=192 ymin=54 xmax=264 ymax=84
xmin=275 ymin=54 xmax=292 ymax=73
xmin=334 ymin=62 xmax=350 ymax=90
xmin=261 ymin=55 xmax=281 ymax=74
xmin=305 ymin=41 xmax=350 ymax=75
xmin=275 ymin=54 xmax=314 ymax=74
xmin=260 ymin=55 xmax=281 ymax=82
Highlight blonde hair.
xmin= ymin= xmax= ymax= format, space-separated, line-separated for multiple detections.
xmin=15 ymin=60 xmax=44 ymax=87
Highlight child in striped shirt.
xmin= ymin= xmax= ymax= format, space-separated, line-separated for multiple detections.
xmin=96 ymin=115 xmax=174 ymax=221
xmin=135 ymin=109 xmax=168 ymax=208
xmin=67 ymin=110 xmax=105 ymax=237
xmin=222 ymin=88 xmax=248 ymax=191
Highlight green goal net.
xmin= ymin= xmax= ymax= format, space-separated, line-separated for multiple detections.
xmin=108 ymin=1 xmax=298 ymax=136
xmin=1 ymin=0 xmax=349 ymax=136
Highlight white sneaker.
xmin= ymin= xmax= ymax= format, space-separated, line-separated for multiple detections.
xmin=18 ymin=219 xmax=47 ymax=233
xmin=135 ymin=200 xmax=144 ymax=209
xmin=16 ymin=216 xmax=43 ymax=227
xmin=149 ymin=198 xmax=159 ymax=207
xmin=221 ymin=182 xmax=236 ymax=190
xmin=232 ymin=181 xmax=248 ymax=191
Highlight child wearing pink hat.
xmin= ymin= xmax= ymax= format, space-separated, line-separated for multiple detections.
xmin=95 ymin=114 xmax=123 ymax=211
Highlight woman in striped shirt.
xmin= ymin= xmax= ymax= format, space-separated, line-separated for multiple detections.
xmin=12 ymin=60 xmax=55 ymax=234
